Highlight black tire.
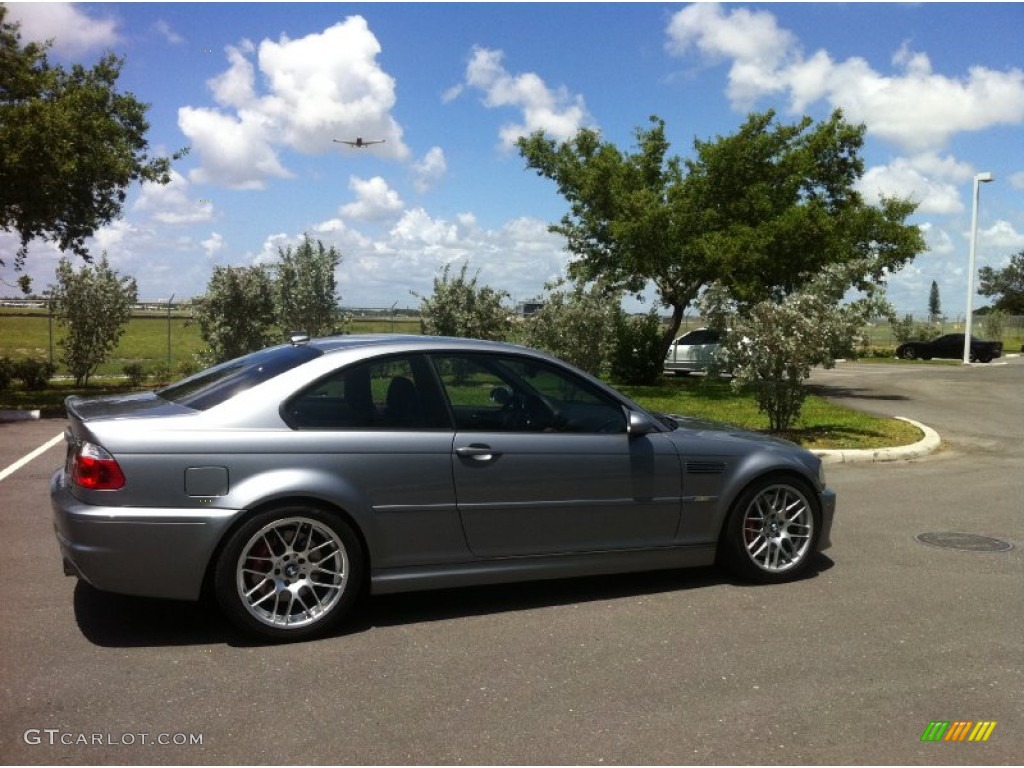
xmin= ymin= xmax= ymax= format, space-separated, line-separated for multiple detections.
xmin=719 ymin=476 xmax=821 ymax=584
xmin=672 ymin=370 xmax=691 ymax=377
xmin=977 ymin=352 xmax=992 ymax=363
xmin=214 ymin=505 xmax=365 ymax=642
xmin=899 ymin=346 xmax=917 ymax=360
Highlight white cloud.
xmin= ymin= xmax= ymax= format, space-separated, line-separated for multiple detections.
xmin=1010 ymin=171 xmax=1024 ymax=190
xmin=201 ymin=233 xmax=225 ymax=258
xmin=857 ymin=156 xmax=967 ymax=215
xmin=339 ymin=176 xmax=404 ymax=221
xmin=134 ymin=171 xmax=214 ymax=224
xmin=178 ymin=106 xmax=290 ymax=189
xmin=459 ymin=46 xmax=594 ymax=148
xmin=92 ymin=220 xmax=137 ymax=253
xmin=919 ymin=223 xmax=955 ymax=256
xmin=665 ymin=3 xmax=798 ymax=106
xmin=412 ymin=147 xmax=447 ymax=193
xmin=153 ymin=20 xmax=185 ymax=45
xmin=6 ymin=3 xmax=119 ymax=56
xmin=665 ymin=4 xmax=1024 ymax=152
xmin=179 ymin=16 xmax=408 ymax=189
xmin=978 ymin=220 xmax=1024 ymax=250
xmin=299 ymin=208 xmax=570 ymax=307
xmin=208 ymin=44 xmax=257 ymax=108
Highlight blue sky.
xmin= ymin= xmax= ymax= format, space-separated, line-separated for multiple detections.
xmin=3 ymin=2 xmax=1023 ymax=317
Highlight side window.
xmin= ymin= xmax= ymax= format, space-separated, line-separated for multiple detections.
xmin=431 ymin=353 xmax=626 ymax=434
xmin=284 ymin=354 xmax=449 ymax=430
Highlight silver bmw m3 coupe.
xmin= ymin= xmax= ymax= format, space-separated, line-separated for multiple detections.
xmin=51 ymin=335 xmax=835 ymax=641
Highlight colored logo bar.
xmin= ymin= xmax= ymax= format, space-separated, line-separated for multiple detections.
xmin=921 ymin=721 xmax=997 ymax=742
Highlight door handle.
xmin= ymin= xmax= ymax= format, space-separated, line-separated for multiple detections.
xmin=456 ymin=444 xmax=499 ymax=461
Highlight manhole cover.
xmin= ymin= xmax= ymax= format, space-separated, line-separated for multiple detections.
xmin=915 ymin=532 xmax=1013 ymax=552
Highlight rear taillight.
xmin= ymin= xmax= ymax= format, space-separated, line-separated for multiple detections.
xmin=70 ymin=441 xmax=126 ymax=490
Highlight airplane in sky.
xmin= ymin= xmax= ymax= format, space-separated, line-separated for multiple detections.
xmin=333 ymin=137 xmax=386 ymax=148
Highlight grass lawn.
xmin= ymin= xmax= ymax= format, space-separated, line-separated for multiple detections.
xmin=0 ymin=313 xmax=422 ymax=377
xmin=619 ymin=376 xmax=922 ymax=450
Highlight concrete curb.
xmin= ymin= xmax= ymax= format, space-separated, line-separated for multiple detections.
xmin=814 ymin=417 xmax=940 ymax=464
xmin=0 ymin=409 xmax=41 ymax=423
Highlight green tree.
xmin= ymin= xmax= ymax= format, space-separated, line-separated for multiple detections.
xmin=0 ymin=6 xmax=186 ymax=266
xmin=50 ymin=253 xmax=137 ymax=386
xmin=928 ymin=280 xmax=941 ymax=322
xmin=518 ymin=110 xmax=924 ymax=362
xmin=520 ymin=282 xmax=620 ymax=376
xmin=978 ymin=250 xmax=1024 ymax=315
xmin=416 ymin=262 xmax=511 ymax=341
xmin=194 ymin=266 xmax=276 ymax=363
xmin=275 ymin=236 xmax=345 ymax=337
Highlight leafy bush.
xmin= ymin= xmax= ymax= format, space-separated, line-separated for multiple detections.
xmin=982 ymin=309 xmax=1006 ymax=341
xmin=150 ymin=364 xmax=173 ymax=386
xmin=416 ymin=262 xmax=511 ymax=341
xmin=609 ymin=309 xmax=664 ymax=385
xmin=51 ymin=254 xmax=137 ymax=386
xmin=177 ymin=358 xmax=199 ymax=378
xmin=0 ymin=357 xmax=14 ymax=391
xmin=699 ymin=266 xmax=891 ymax=432
xmin=519 ymin=283 xmax=619 ymax=376
xmin=122 ymin=362 xmax=147 ymax=388
xmin=891 ymin=313 xmax=940 ymax=344
xmin=14 ymin=358 xmax=56 ymax=390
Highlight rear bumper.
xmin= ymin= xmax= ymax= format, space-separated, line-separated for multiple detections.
xmin=50 ymin=470 xmax=242 ymax=601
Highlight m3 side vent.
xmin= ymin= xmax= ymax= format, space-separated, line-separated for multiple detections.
xmin=685 ymin=461 xmax=726 ymax=475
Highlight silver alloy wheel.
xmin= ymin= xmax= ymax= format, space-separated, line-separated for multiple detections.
xmin=235 ymin=516 xmax=349 ymax=629
xmin=741 ymin=484 xmax=814 ymax=573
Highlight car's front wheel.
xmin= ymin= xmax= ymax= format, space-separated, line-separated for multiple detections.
xmin=899 ymin=346 xmax=917 ymax=360
xmin=719 ymin=477 xmax=820 ymax=583
xmin=214 ymin=506 xmax=364 ymax=641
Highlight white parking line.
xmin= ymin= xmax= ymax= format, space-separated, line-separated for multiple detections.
xmin=0 ymin=433 xmax=64 ymax=483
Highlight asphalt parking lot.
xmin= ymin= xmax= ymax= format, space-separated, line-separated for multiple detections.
xmin=1 ymin=358 xmax=1021 ymax=765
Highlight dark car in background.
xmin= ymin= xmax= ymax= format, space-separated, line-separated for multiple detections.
xmin=896 ymin=333 xmax=1002 ymax=363
xmin=52 ymin=335 xmax=835 ymax=641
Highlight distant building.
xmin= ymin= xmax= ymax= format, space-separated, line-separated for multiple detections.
xmin=515 ymin=300 xmax=545 ymax=318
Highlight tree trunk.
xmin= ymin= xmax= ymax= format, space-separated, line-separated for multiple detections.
xmin=659 ymin=301 xmax=686 ymax=361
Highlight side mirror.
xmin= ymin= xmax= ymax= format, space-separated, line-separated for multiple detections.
xmin=627 ymin=410 xmax=659 ymax=437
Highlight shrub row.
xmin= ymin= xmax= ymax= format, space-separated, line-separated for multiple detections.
xmin=0 ymin=357 xmax=56 ymax=391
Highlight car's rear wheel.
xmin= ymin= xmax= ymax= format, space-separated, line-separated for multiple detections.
xmin=719 ymin=477 xmax=820 ymax=583
xmin=900 ymin=346 xmax=917 ymax=360
xmin=214 ymin=506 xmax=364 ymax=641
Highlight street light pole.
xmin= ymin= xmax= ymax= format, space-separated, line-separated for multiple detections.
xmin=963 ymin=172 xmax=994 ymax=364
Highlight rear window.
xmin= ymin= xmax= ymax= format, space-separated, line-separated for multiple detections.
xmin=677 ymin=329 xmax=720 ymax=345
xmin=157 ymin=345 xmax=322 ymax=411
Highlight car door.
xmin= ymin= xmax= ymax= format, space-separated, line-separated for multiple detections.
xmin=431 ymin=352 xmax=682 ymax=558
xmin=282 ymin=353 xmax=466 ymax=568
xmin=933 ymin=334 xmax=962 ymax=358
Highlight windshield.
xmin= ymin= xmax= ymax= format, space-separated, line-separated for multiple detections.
xmin=157 ymin=345 xmax=322 ymax=411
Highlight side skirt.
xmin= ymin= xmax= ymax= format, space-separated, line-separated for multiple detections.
xmin=369 ymin=544 xmax=717 ymax=595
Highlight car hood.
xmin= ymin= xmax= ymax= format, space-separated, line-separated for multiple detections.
xmin=660 ymin=413 xmax=802 ymax=451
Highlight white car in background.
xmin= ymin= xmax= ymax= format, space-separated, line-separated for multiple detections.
xmin=664 ymin=328 xmax=722 ymax=375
